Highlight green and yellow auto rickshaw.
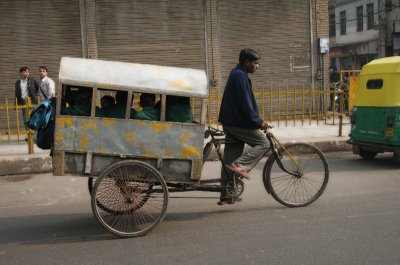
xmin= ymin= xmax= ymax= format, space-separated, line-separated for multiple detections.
xmin=348 ymin=56 xmax=400 ymax=160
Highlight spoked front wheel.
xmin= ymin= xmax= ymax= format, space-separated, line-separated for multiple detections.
xmin=91 ymin=160 xmax=168 ymax=237
xmin=263 ymin=143 xmax=329 ymax=207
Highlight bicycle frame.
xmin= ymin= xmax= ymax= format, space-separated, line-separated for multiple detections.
xmin=204 ymin=126 xmax=303 ymax=179
xmin=264 ymin=132 xmax=303 ymax=178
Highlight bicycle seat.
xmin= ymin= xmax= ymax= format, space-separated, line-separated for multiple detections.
xmin=204 ymin=127 xmax=225 ymax=138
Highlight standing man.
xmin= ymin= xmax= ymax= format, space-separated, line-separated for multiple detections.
xmin=218 ymin=48 xmax=270 ymax=205
xmin=37 ymin=66 xmax=55 ymax=100
xmin=15 ymin=66 xmax=38 ymax=129
xmin=329 ymin=66 xmax=340 ymax=111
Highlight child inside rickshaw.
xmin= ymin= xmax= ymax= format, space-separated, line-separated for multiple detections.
xmin=105 ymin=91 xmax=128 ymax=118
xmin=95 ymin=95 xmax=115 ymax=117
xmin=165 ymin=96 xmax=194 ymax=123
xmin=133 ymin=93 xmax=160 ymax=120
xmin=61 ymin=87 xmax=91 ymax=116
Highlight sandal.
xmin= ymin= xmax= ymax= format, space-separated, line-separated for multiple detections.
xmin=225 ymin=164 xmax=249 ymax=179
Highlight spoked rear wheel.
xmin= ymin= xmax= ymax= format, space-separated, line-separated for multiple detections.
xmin=263 ymin=143 xmax=329 ymax=207
xmin=91 ymin=160 xmax=168 ymax=237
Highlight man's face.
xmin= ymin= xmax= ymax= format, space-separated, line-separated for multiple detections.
xmin=20 ymin=70 xmax=29 ymax=79
xmin=244 ymin=59 xmax=259 ymax=74
xmin=39 ymin=68 xmax=48 ymax=79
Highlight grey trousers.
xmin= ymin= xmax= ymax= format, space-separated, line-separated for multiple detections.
xmin=220 ymin=125 xmax=270 ymax=199
xmin=20 ymin=107 xmax=28 ymax=130
xmin=223 ymin=125 xmax=270 ymax=172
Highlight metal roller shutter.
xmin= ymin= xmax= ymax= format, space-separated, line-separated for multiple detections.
xmin=0 ymin=0 xmax=82 ymax=130
xmin=95 ymin=0 xmax=207 ymax=70
xmin=217 ymin=0 xmax=312 ymax=118
xmin=218 ymin=0 xmax=311 ymax=87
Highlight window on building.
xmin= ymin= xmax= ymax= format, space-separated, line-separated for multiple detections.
xmin=340 ymin=11 xmax=346 ymax=35
xmin=357 ymin=6 xmax=363 ymax=32
xmin=367 ymin=3 xmax=374 ymax=30
xmin=329 ymin=13 xmax=336 ymax=37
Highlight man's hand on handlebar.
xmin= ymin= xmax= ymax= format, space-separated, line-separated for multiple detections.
xmin=261 ymin=121 xmax=270 ymax=130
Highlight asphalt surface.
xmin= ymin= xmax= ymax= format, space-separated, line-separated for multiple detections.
xmin=1 ymin=152 xmax=400 ymax=265
xmin=0 ymin=119 xmax=352 ymax=176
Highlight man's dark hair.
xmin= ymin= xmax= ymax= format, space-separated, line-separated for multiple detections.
xmin=39 ymin=66 xmax=48 ymax=72
xmin=19 ymin=66 xmax=29 ymax=73
xmin=239 ymin=48 xmax=260 ymax=65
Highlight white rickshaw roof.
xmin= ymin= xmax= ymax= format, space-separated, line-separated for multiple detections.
xmin=58 ymin=57 xmax=208 ymax=98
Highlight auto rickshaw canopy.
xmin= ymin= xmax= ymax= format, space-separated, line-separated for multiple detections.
xmin=354 ymin=56 xmax=400 ymax=107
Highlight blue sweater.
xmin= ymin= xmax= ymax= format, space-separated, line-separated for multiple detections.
xmin=218 ymin=64 xmax=262 ymax=129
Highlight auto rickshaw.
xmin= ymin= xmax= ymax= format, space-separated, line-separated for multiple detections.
xmin=348 ymin=56 xmax=400 ymax=160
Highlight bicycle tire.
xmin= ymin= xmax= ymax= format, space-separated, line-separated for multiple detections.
xmin=262 ymin=143 xmax=329 ymax=207
xmin=88 ymin=177 xmax=96 ymax=194
xmin=91 ymin=160 xmax=168 ymax=237
xmin=202 ymin=142 xmax=213 ymax=164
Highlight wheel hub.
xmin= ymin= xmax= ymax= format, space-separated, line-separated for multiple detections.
xmin=126 ymin=197 xmax=134 ymax=204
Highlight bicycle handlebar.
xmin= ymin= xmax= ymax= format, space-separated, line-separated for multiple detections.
xmin=204 ymin=126 xmax=225 ymax=138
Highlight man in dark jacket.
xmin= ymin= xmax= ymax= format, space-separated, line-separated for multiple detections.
xmin=218 ymin=48 xmax=269 ymax=205
xmin=15 ymin=66 xmax=38 ymax=129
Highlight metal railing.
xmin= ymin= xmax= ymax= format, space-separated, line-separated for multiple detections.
xmin=205 ymin=84 xmax=351 ymax=133
xmin=0 ymin=97 xmax=36 ymax=153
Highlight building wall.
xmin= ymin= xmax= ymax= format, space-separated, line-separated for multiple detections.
xmin=329 ymin=0 xmax=382 ymax=70
xmin=385 ymin=0 xmax=400 ymax=55
xmin=0 ymin=0 xmax=328 ymax=129
xmin=0 ymin=0 xmax=83 ymax=130
xmin=334 ymin=0 xmax=379 ymax=45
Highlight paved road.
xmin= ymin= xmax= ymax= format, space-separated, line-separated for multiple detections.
xmin=1 ymin=152 xmax=400 ymax=265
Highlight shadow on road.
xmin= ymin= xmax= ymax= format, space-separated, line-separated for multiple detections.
xmin=0 ymin=213 xmax=115 ymax=245
xmin=327 ymin=154 xmax=400 ymax=173
xmin=0 ymin=204 xmax=285 ymax=244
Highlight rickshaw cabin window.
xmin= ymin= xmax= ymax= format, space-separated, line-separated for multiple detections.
xmin=60 ymin=85 xmax=93 ymax=117
xmin=366 ymin=79 xmax=383 ymax=90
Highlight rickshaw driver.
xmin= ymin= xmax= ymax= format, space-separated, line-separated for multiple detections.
xmin=218 ymin=48 xmax=270 ymax=206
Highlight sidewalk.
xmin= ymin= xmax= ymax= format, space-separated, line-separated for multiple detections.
xmin=0 ymin=120 xmax=352 ymax=176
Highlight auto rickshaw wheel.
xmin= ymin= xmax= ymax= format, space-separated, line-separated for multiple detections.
xmin=91 ymin=160 xmax=169 ymax=238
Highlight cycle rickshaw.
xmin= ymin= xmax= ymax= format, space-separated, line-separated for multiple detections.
xmin=54 ymin=57 xmax=329 ymax=238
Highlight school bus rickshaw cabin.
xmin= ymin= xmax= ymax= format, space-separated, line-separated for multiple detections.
xmin=348 ymin=56 xmax=400 ymax=159
xmin=54 ymin=57 xmax=208 ymax=182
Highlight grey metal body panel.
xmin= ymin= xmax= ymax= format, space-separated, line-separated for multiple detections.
xmin=54 ymin=116 xmax=205 ymax=181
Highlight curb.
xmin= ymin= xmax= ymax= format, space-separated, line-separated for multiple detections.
xmin=0 ymin=156 xmax=52 ymax=176
xmin=0 ymin=140 xmax=352 ymax=176
xmin=308 ymin=140 xmax=352 ymax=153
